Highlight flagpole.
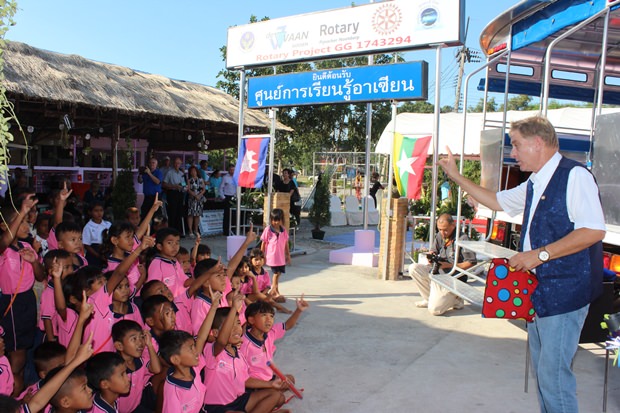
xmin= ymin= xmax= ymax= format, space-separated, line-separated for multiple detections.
xmin=267 ymin=108 xmax=276 ymax=226
xmin=236 ymin=69 xmax=246 ymax=236
xmin=383 ymin=100 xmax=397 ymax=281
xmin=429 ymin=45 xmax=443 ymax=250
xmin=363 ymin=0 xmax=374 ymax=230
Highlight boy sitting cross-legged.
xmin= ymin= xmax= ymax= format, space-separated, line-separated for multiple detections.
xmin=202 ymin=294 xmax=288 ymax=413
xmin=157 ymin=287 xmax=222 ymax=413
xmin=112 ymin=320 xmax=161 ymax=413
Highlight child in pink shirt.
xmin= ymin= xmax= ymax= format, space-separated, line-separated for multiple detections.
xmin=202 ymin=297 xmax=285 ymax=413
xmin=260 ymin=208 xmax=290 ymax=302
xmin=111 ymin=321 xmax=161 ymax=413
xmin=0 ymin=195 xmax=46 ymax=395
xmin=39 ymin=250 xmax=73 ymax=341
xmin=242 ymin=250 xmax=290 ymax=313
xmin=103 ymin=222 xmax=145 ymax=295
xmin=86 ymin=352 xmax=130 ymax=413
xmin=0 ymin=327 xmax=15 ymax=396
xmin=240 ymin=297 xmax=308 ymax=383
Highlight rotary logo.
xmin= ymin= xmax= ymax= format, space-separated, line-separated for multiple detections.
xmin=372 ymin=3 xmax=402 ymax=36
xmin=240 ymin=32 xmax=255 ymax=52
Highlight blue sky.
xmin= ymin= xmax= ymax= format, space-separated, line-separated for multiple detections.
xmin=6 ymin=0 xmax=519 ymax=107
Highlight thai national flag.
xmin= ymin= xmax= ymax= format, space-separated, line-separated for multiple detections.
xmin=233 ymin=134 xmax=270 ymax=188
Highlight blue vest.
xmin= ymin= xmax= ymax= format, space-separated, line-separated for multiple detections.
xmin=523 ymin=157 xmax=603 ymax=317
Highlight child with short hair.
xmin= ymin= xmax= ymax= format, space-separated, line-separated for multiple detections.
xmin=82 ymin=201 xmax=111 ymax=269
xmin=18 ymin=340 xmax=66 ymax=401
xmin=243 ymin=251 xmax=290 ymax=314
xmin=260 ymin=208 xmax=290 ymax=302
xmin=158 ymin=289 xmax=222 ymax=413
xmin=112 ymin=320 xmax=161 ymax=413
xmin=34 ymin=214 xmax=50 ymax=257
xmin=140 ymin=295 xmax=176 ymax=350
xmin=241 ymin=298 xmax=308 ymax=384
xmin=202 ymin=297 xmax=285 ymax=413
xmin=176 ymin=247 xmax=192 ymax=279
xmin=190 ymin=237 xmax=211 ymax=268
xmin=147 ymin=228 xmax=185 ymax=300
xmin=0 ymin=195 xmax=46 ymax=395
xmin=55 ymin=222 xmax=87 ymax=270
xmin=86 ymin=352 xmax=130 ymax=413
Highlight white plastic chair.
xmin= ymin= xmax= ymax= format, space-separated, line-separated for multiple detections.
xmin=345 ymin=195 xmax=364 ymax=226
xmin=329 ymin=195 xmax=347 ymax=226
xmin=366 ymin=196 xmax=380 ymax=225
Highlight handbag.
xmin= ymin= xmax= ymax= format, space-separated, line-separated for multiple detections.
xmin=482 ymin=258 xmax=538 ymax=321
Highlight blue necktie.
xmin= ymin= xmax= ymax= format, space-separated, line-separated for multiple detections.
xmin=519 ymin=179 xmax=534 ymax=252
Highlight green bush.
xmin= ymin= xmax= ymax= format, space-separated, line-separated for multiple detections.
xmin=308 ymin=172 xmax=331 ymax=230
xmin=111 ymin=169 xmax=137 ymax=221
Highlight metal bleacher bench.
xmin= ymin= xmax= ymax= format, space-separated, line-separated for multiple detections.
xmin=430 ymin=241 xmax=518 ymax=308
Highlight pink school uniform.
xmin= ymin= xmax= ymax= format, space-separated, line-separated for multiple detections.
xmin=111 ymin=302 xmax=145 ymax=329
xmin=0 ymin=242 xmax=37 ymax=294
xmin=240 ymin=269 xmax=271 ymax=296
xmin=202 ymin=343 xmax=249 ymax=406
xmin=85 ymin=286 xmax=115 ymax=353
xmin=147 ymin=256 xmax=186 ymax=299
xmin=117 ymin=357 xmax=151 ymax=413
xmin=190 ymin=290 xmax=228 ymax=336
xmin=162 ymin=357 xmax=206 ymax=413
xmin=89 ymin=393 xmax=118 ymax=413
xmin=56 ymin=308 xmax=78 ymax=348
xmin=239 ymin=323 xmax=286 ymax=381
xmin=0 ymin=353 xmax=13 ymax=396
xmin=106 ymin=255 xmax=141 ymax=296
xmin=46 ymin=228 xmax=58 ymax=251
xmin=18 ymin=380 xmax=53 ymax=413
xmin=173 ymin=292 xmax=193 ymax=334
xmin=39 ymin=280 xmax=59 ymax=337
xmin=260 ymin=226 xmax=289 ymax=267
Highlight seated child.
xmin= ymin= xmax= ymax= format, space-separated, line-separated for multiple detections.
xmin=0 ymin=326 xmax=14 ymax=396
xmin=112 ymin=321 xmax=161 ymax=413
xmin=176 ymin=247 xmax=192 ymax=280
xmin=18 ymin=341 xmax=66 ymax=401
xmin=0 ymin=195 xmax=46 ymax=395
xmin=86 ymin=352 xmax=130 ymax=413
xmin=202 ymin=295 xmax=286 ymax=413
xmin=140 ymin=295 xmax=176 ymax=350
xmin=34 ymin=214 xmax=50 ymax=257
xmin=190 ymin=238 xmax=211 ymax=268
xmin=55 ymin=222 xmax=88 ymax=270
xmin=40 ymin=250 xmax=73 ymax=341
xmin=240 ymin=253 xmax=290 ymax=314
xmin=241 ymin=298 xmax=308 ymax=384
xmin=146 ymin=228 xmax=187 ymax=306
xmin=158 ymin=290 xmax=221 ymax=413
xmin=103 ymin=222 xmax=148 ymax=294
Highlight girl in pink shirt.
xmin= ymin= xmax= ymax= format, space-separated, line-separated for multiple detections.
xmin=103 ymin=222 xmax=145 ymax=295
xmin=260 ymin=209 xmax=290 ymax=302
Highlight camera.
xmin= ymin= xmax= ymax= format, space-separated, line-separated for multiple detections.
xmin=139 ymin=166 xmax=146 ymax=174
xmin=427 ymin=253 xmax=445 ymax=275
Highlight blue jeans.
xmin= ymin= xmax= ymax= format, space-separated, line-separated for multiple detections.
xmin=528 ymin=305 xmax=589 ymax=413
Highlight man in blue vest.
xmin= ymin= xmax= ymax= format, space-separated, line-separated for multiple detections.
xmin=439 ymin=116 xmax=605 ymax=413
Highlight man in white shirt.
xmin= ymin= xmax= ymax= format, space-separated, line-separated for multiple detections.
xmin=439 ymin=116 xmax=605 ymax=413
xmin=219 ymin=164 xmax=237 ymax=236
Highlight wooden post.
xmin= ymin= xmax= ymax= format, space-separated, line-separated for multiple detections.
xmin=264 ymin=192 xmax=291 ymax=231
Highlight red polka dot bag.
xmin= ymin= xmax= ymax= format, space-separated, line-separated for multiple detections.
xmin=482 ymin=258 xmax=538 ymax=322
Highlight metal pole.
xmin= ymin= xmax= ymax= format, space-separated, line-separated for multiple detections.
xmin=267 ymin=108 xmax=276 ymax=222
xmin=363 ymin=54 xmax=374 ymax=229
xmin=236 ymin=69 xmax=246 ymax=235
xmin=382 ymin=101 xmax=397 ymax=281
xmin=429 ymin=45 xmax=443 ymax=250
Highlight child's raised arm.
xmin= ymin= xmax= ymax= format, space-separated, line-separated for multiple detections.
xmin=65 ymin=291 xmax=93 ymax=362
xmin=52 ymin=259 xmax=68 ymax=322
xmin=285 ymin=294 xmax=309 ymax=331
xmin=142 ymin=329 xmax=162 ymax=375
xmin=0 ymin=194 xmax=37 ymax=254
xmin=213 ymin=292 xmax=242 ymax=356
xmin=187 ymin=257 xmax=223 ymax=297
xmin=135 ymin=193 xmax=162 ymax=240
xmin=27 ymin=332 xmax=94 ymax=413
xmin=226 ymin=223 xmax=257 ymax=279
xmin=51 ymin=182 xmax=72 ymax=228
xmin=20 ymin=246 xmax=45 ymax=281
xmin=106 ymin=236 xmax=155 ymax=293
xmin=190 ymin=234 xmax=200 ymax=267
xmin=196 ymin=287 xmax=221 ymax=354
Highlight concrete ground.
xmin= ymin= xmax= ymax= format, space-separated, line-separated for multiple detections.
xmin=184 ymin=220 xmax=620 ymax=413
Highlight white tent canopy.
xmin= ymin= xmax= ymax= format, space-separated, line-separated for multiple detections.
xmin=375 ymin=107 xmax=620 ymax=155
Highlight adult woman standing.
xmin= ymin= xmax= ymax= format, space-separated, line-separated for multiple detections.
xmin=186 ymin=165 xmax=205 ymax=238
xmin=277 ymin=168 xmax=301 ymax=226
xmin=209 ymin=169 xmax=222 ymax=198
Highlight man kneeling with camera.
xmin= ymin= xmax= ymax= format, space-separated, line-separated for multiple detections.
xmin=408 ymin=213 xmax=477 ymax=316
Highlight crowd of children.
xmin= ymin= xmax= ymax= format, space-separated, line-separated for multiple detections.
xmin=0 ymin=181 xmax=308 ymax=413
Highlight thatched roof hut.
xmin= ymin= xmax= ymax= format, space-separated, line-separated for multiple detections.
xmin=2 ymin=41 xmax=286 ymax=151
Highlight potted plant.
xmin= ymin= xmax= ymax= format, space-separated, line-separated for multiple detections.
xmin=308 ymin=172 xmax=331 ymax=240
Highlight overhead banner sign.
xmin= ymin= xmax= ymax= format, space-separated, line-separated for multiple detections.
xmin=226 ymin=0 xmax=464 ymax=68
xmin=248 ymin=61 xmax=428 ymax=108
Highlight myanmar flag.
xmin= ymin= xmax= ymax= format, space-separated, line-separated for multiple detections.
xmin=393 ymin=134 xmax=431 ymax=199
xmin=233 ymin=134 xmax=270 ymax=188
